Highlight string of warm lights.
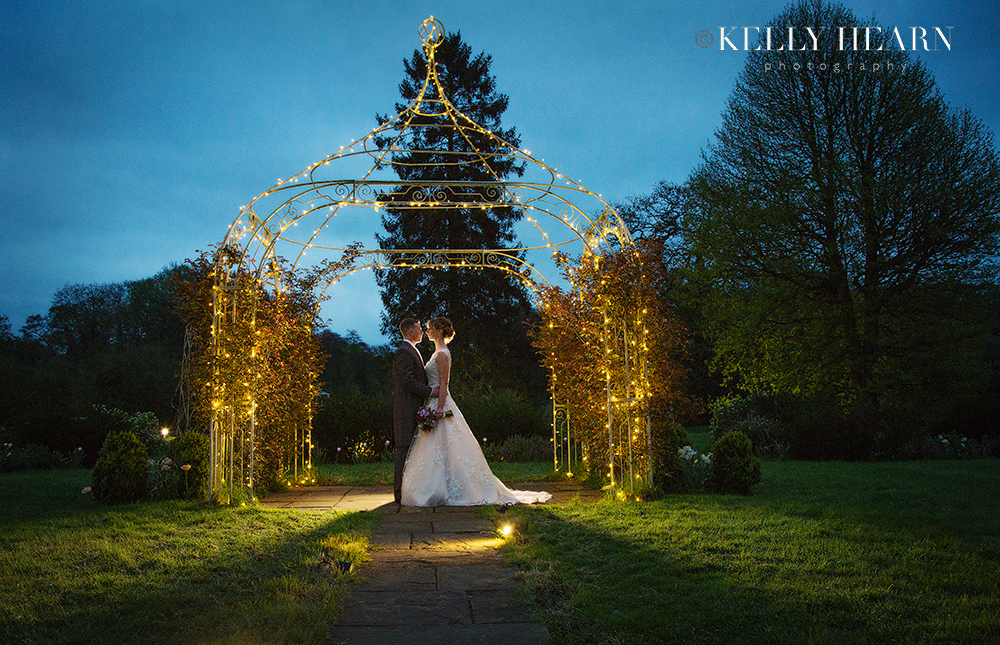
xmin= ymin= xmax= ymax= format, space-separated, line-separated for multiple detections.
xmin=200 ymin=16 xmax=653 ymax=503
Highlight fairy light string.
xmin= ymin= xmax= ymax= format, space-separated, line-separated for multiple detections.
xmin=199 ymin=17 xmax=654 ymax=502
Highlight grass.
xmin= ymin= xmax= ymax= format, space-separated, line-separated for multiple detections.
xmin=493 ymin=459 xmax=1000 ymax=644
xmin=313 ymin=459 xmax=562 ymax=485
xmin=9 ymin=459 xmax=998 ymax=644
xmin=1 ymin=469 xmax=377 ymax=645
xmin=685 ymin=425 xmax=713 ymax=454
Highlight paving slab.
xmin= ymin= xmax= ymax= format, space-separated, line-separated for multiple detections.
xmin=370 ymin=548 xmax=503 ymax=566
xmin=263 ymin=481 xmax=599 ymax=645
xmin=325 ymin=623 xmax=550 ymax=645
xmin=410 ymin=533 xmax=501 ymax=552
xmin=337 ymin=589 xmax=470 ymax=626
xmin=353 ymin=562 xmax=437 ymax=592
xmin=436 ymin=563 xmax=522 ymax=591
xmin=431 ymin=518 xmax=495 ymax=533
xmin=382 ymin=512 xmax=435 ymax=524
xmin=370 ymin=532 xmax=412 ymax=549
xmin=468 ymin=588 xmax=536 ymax=624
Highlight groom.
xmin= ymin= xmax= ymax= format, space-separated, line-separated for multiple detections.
xmin=392 ymin=318 xmax=438 ymax=504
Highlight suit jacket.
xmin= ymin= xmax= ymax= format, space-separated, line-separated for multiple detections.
xmin=392 ymin=341 xmax=432 ymax=448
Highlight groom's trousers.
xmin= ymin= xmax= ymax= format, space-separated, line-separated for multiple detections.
xmin=394 ymin=441 xmax=410 ymax=503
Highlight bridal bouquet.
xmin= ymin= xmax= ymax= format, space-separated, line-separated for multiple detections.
xmin=417 ymin=406 xmax=453 ymax=433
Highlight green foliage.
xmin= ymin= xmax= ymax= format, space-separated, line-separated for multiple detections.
xmin=532 ymin=242 xmax=690 ymax=487
xmin=458 ymin=387 xmax=549 ymax=444
xmin=710 ymin=395 xmax=784 ymax=457
xmin=0 ymin=268 xmax=186 ymax=460
xmin=784 ymin=395 xmax=880 ymax=461
xmin=55 ymin=406 xmax=166 ymax=468
xmin=91 ymin=431 xmax=148 ymax=505
xmin=174 ymin=249 xmax=327 ymax=497
xmin=123 ymin=409 xmax=166 ymax=458
xmin=707 ymin=392 xmax=1000 ymax=461
xmin=312 ymin=458 xmax=561 ymax=486
xmin=373 ymin=30 xmax=544 ymax=392
xmin=0 ymin=443 xmax=85 ymax=472
xmin=312 ymin=385 xmax=548 ymax=462
xmin=492 ymin=434 xmax=550 ymax=462
xmin=312 ymin=391 xmax=392 ymax=461
xmin=317 ymin=330 xmax=389 ymax=396
xmin=347 ymin=429 xmax=385 ymax=464
xmin=686 ymin=0 xmax=1000 ymax=429
xmin=172 ymin=432 xmax=210 ymax=499
xmin=709 ymin=430 xmax=760 ymax=495
xmin=651 ymin=419 xmax=692 ymax=492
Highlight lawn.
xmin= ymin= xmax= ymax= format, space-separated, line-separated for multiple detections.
xmin=494 ymin=459 xmax=1000 ymax=644
xmin=0 ymin=469 xmax=377 ymax=645
xmin=0 ymin=460 xmax=559 ymax=644
xmin=6 ymin=459 xmax=998 ymax=644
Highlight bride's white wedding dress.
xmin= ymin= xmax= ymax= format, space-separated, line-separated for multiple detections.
xmin=401 ymin=348 xmax=552 ymax=507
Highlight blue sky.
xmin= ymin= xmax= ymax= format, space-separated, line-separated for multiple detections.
xmin=2 ymin=0 xmax=997 ymax=345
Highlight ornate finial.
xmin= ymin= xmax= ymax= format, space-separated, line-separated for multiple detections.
xmin=419 ymin=16 xmax=445 ymax=49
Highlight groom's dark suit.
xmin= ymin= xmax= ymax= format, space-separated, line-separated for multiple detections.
xmin=392 ymin=340 xmax=433 ymax=503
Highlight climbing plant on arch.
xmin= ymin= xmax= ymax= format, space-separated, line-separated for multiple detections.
xmin=193 ymin=17 xmax=664 ymax=502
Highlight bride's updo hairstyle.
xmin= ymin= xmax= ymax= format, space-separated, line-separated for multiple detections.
xmin=428 ymin=317 xmax=455 ymax=343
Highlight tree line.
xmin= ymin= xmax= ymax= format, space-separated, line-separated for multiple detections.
xmin=4 ymin=0 xmax=999 ymax=468
xmin=0 ymin=266 xmax=550 ymax=468
xmin=0 ymin=267 xmax=394 ymax=465
xmin=615 ymin=0 xmax=1000 ymax=458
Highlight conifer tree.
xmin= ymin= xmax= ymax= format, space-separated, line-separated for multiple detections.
xmin=375 ymin=31 xmax=540 ymax=391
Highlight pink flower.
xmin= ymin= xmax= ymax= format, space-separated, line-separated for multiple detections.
xmin=81 ymin=487 xmax=91 ymax=494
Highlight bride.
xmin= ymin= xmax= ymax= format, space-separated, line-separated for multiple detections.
xmin=401 ymin=317 xmax=552 ymax=507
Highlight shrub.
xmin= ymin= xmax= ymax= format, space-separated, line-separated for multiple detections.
xmin=709 ymin=430 xmax=761 ymax=495
xmin=312 ymin=391 xmax=392 ymax=460
xmin=147 ymin=454 xmax=177 ymax=500
xmin=1 ymin=443 xmax=60 ymax=472
xmin=459 ymin=387 xmax=549 ymax=444
xmin=677 ymin=445 xmax=713 ymax=491
xmin=480 ymin=436 xmax=501 ymax=462
xmin=651 ymin=420 xmax=692 ymax=493
xmin=173 ymin=431 xmax=210 ymax=500
xmin=147 ymin=431 xmax=212 ymax=500
xmin=91 ymin=431 xmax=148 ymax=504
xmin=347 ymin=429 xmax=383 ymax=464
xmin=126 ymin=410 xmax=167 ymax=460
xmin=496 ymin=434 xmax=550 ymax=462
xmin=51 ymin=406 xmax=165 ymax=468
xmin=710 ymin=393 xmax=930 ymax=461
xmin=710 ymin=395 xmax=783 ymax=456
xmin=312 ymin=387 xmax=548 ymax=460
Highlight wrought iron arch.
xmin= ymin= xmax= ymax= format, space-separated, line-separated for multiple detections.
xmin=206 ymin=17 xmax=650 ymax=502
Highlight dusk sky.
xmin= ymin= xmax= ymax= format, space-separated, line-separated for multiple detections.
xmin=2 ymin=0 xmax=997 ymax=345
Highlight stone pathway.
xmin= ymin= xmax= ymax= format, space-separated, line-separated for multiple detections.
xmin=262 ymin=481 xmax=600 ymax=644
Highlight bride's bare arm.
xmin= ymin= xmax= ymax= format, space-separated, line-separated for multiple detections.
xmin=435 ymin=351 xmax=450 ymax=416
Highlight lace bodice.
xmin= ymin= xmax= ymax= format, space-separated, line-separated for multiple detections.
xmin=424 ymin=348 xmax=449 ymax=388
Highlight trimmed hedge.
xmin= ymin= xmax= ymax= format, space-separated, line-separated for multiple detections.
xmin=709 ymin=430 xmax=761 ymax=495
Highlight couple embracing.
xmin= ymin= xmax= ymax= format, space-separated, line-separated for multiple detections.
xmin=391 ymin=316 xmax=551 ymax=507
